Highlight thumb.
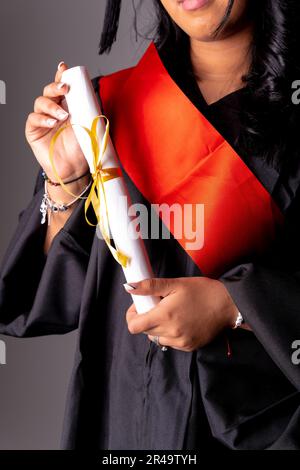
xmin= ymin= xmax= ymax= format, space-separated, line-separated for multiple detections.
xmin=123 ymin=278 xmax=176 ymax=297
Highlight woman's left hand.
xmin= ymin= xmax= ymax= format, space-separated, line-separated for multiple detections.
xmin=125 ymin=277 xmax=239 ymax=352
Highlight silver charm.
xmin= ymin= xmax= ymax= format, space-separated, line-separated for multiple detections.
xmin=39 ymin=179 xmax=92 ymax=227
xmin=40 ymin=193 xmax=48 ymax=225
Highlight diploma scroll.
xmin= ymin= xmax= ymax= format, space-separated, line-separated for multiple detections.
xmin=62 ymin=66 xmax=159 ymax=314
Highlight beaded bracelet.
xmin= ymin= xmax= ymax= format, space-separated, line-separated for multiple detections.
xmin=40 ymin=180 xmax=92 ymax=225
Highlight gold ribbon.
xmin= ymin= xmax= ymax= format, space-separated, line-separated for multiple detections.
xmin=49 ymin=115 xmax=129 ymax=267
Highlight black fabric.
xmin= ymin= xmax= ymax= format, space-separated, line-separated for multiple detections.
xmin=0 ymin=46 xmax=300 ymax=450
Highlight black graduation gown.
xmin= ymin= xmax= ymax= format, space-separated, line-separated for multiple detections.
xmin=0 ymin=47 xmax=300 ymax=450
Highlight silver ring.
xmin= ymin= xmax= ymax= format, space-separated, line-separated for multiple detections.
xmin=153 ymin=336 xmax=168 ymax=352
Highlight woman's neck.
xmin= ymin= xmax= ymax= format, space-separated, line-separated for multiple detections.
xmin=190 ymin=25 xmax=253 ymax=104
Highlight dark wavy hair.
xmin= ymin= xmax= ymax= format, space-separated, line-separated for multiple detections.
xmin=100 ymin=0 xmax=300 ymax=169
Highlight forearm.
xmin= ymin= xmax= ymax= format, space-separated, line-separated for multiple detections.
xmin=221 ymin=262 xmax=300 ymax=390
xmin=44 ymin=175 xmax=91 ymax=253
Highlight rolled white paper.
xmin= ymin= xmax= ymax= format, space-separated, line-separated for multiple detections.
xmin=62 ymin=66 xmax=159 ymax=314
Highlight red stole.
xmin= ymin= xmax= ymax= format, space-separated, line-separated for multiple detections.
xmin=99 ymin=43 xmax=283 ymax=278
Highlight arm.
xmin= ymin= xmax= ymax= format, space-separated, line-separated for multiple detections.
xmin=0 ymin=170 xmax=95 ymax=338
xmin=124 ymin=190 xmax=300 ymax=389
xmin=220 ymin=189 xmax=300 ymax=390
xmin=44 ymin=174 xmax=91 ymax=253
xmin=0 ymin=63 xmax=100 ymax=337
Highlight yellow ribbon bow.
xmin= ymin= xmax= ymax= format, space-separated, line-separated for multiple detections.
xmin=49 ymin=115 xmax=129 ymax=268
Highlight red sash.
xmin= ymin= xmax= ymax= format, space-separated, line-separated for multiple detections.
xmin=99 ymin=43 xmax=283 ymax=278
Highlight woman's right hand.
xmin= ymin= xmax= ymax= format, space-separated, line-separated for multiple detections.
xmin=25 ymin=61 xmax=89 ymax=182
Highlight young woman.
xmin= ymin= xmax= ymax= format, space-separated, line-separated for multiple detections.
xmin=0 ymin=0 xmax=300 ymax=450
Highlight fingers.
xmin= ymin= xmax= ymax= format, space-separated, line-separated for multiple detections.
xmin=126 ymin=304 xmax=165 ymax=335
xmin=148 ymin=335 xmax=170 ymax=348
xmin=27 ymin=113 xmax=58 ymax=130
xmin=148 ymin=335 xmax=191 ymax=352
xmin=26 ymin=61 xmax=69 ymax=143
xmin=126 ymin=305 xmax=195 ymax=352
xmin=34 ymin=96 xmax=69 ymax=122
xmin=55 ymin=61 xmax=68 ymax=84
xmin=41 ymin=61 xmax=69 ymax=106
xmin=124 ymin=278 xmax=177 ymax=298
xmin=126 ymin=303 xmax=137 ymax=316
xmin=33 ymin=62 xmax=69 ymax=124
xmin=43 ymin=81 xmax=69 ymax=101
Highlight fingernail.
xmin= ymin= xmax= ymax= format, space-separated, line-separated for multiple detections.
xmin=58 ymin=61 xmax=65 ymax=71
xmin=57 ymin=82 xmax=67 ymax=90
xmin=46 ymin=118 xmax=58 ymax=127
xmin=123 ymin=283 xmax=137 ymax=291
xmin=56 ymin=110 xmax=69 ymax=120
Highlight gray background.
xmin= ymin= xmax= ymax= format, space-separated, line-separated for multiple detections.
xmin=0 ymin=0 xmax=153 ymax=449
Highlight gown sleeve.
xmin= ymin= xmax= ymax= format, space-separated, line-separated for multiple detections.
xmin=220 ymin=186 xmax=300 ymax=392
xmin=0 ymin=169 xmax=95 ymax=338
xmin=0 ymin=78 xmax=103 ymax=338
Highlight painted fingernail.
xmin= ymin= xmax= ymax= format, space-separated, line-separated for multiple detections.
xmin=56 ymin=110 xmax=69 ymax=120
xmin=57 ymin=82 xmax=66 ymax=90
xmin=123 ymin=283 xmax=137 ymax=291
xmin=46 ymin=118 xmax=58 ymax=127
xmin=58 ymin=61 xmax=65 ymax=71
